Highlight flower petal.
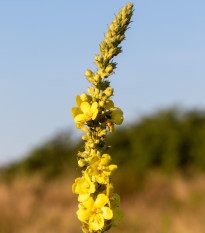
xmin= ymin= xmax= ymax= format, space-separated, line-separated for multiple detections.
xmin=71 ymin=107 xmax=81 ymax=118
xmin=72 ymin=178 xmax=84 ymax=194
xmin=92 ymin=109 xmax=98 ymax=120
xmin=84 ymin=172 xmax=91 ymax=182
xmin=82 ymin=196 xmax=94 ymax=209
xmin=94 ymin=194 xmax=109 ymax=208
xmin=108 ymin=164 xmax=117 ymax=171
xmin=101 ymin=154 xmax=111 ymax=165
xmin=96 ymin=175 xmax=109 ymax=184
xmin=89 ymin=213 xmax=104 ymax=231
xmin=76 ymin=95 xmax=82 ymax=107
xmin=74 ymin=114 xmax=86 ymax=123
xmin=80 ymin=102 xmax=91 ymax=114
xmin=89 ymin=182 xmax=96 ymax=193
xmin=91 ymin=102 xmax=98 ymax=112
xmin=101 ymin=207 xmax=113 ymax=220
xmin=77 ymin=208 xmax=91 ymax=222
xmin=91 ymin=102 xmax=98 ymax=120
xmin=78 ymin=193 xmax=90 ymax=202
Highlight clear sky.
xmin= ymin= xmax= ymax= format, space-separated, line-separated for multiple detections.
xmin=1 ymin=0 xmax=205 ymax=165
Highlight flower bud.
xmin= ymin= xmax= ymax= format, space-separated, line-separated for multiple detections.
xmin=106 ymin=29 xmax=112 ymax=39
xmin=99 ymin=101 xmax=105 ymax=107
xmin=100 ymin=41 xmax=106 ymax=53
xmin=105 ymin=87 xmax=113 ymax=97
xmin=89 ymin=143 xmax=95 ymax=148
xmin=80 ymin=93 xmax=89 ymax=102
xmin=85 ymin=143 xmax=91 ymax=152
xmin=78 ymin=151 xmax=88 ymax=158
xmin=81 ymin=135 xmax=88 ymax=141
xmin=95 ymin=139 xmax=100 ymax=144
xmin=78 ymin=159 xmax=86 ymax=167
xmin=98 ymin=129 xmax=107 ymax=137
xmin=85 ymin=69 xmax=93 ymax=78
xmin=95 ymin=88 xmax=100 ymax=95
xmin=105 ymin=64 xmax=113 ymax=73
xmin=110 ymin=23 xmax=115 ymax=31
xmin=94 ymin=75 xmax=101 ymax=82
xmin=87 ymin=86 xmax=95 ymax=96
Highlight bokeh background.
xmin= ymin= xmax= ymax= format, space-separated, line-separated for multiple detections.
xmin=0 ymin=1 xmax=205 ymax=233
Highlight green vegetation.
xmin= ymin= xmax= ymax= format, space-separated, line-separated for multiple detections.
xmin=1 ymin=108 xmax=205 ymax=185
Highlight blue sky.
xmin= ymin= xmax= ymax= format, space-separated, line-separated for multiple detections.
xmin=0 ymin=0 xmax=205 ymax=164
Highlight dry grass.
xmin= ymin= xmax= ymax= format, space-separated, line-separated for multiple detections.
xmin=0 ymin=172 xmax=205 ymax=233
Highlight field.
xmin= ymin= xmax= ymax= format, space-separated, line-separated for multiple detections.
xmin=0 ymin=172 xmax=204 ymax=233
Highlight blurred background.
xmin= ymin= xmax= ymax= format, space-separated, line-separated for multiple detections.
xmin=0 ymin=0 xmax=205 ymax=233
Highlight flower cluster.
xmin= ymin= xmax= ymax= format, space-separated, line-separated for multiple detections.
xmin=71 ymin=3 xmax=133 ymax=232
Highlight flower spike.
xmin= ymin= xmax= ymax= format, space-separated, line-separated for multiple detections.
xmin=71 ymin=2 xmax=134 ymax=232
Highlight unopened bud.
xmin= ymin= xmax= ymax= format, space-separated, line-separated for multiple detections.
xmin=105 ymin=87 xmax=113 ymax=97
xmin=82 ymin=135 xmax=88 ymax=141
xmin=110 ymin=23 xmax=115 ymax=31
xmin=89 ymin=143 xmax=95 ymax=148
xmin=95 ymin=88 xmax=100 ymax=95
xmin=106 ymin=29 xmax=112 ymax=39
xmin=99 ymin=101 xmax=105 ymax=107
xmin=87 ymin=86 xmax=95 ymax=96
xmin=105 ymin=64 xmax=113 ymax=73
xmin=94 ymin=75 xmax=101 ymax=83
xmin=95 ymin=139 xmax=100 ymax=144
xmin=85 ymin=69 xmax=93 ymax=78
xmin=98 ymin=129 xmax=107 ymax=137
xmin=81 ymin=93 xmax=89 ymax=102
xmin=78 ymin=159 xmax=86 ymax=167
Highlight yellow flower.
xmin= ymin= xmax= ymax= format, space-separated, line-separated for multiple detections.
xmin=71 ymin=95 xmax=99 ymax=126
xmin=77 ymin=194 xmax=113 ymax=231
xmin=86 ymin=154 xmax=117 ymax=184
xmin=74 ymin=102 xmax=98 ymax=123
xmin=72 ymin=173 xmax=95 ymax=202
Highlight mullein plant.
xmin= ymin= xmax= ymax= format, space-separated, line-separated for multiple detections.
xmin=71 ymin=3 xmax=134 ymax=232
